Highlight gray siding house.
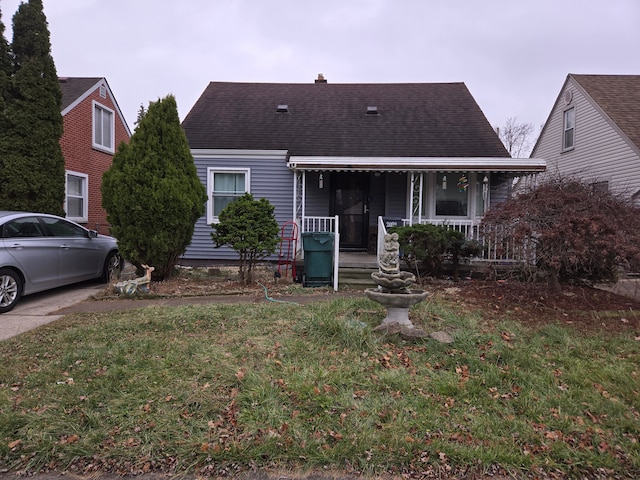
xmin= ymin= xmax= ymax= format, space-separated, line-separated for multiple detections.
xmin=532 ymin=74 xmax=640 ymax=206
xmin=181 ymin=76 xmax=545 ymax=264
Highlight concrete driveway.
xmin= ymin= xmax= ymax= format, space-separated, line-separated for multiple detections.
xmin=0 ymin=281 xmax=105 ymax=341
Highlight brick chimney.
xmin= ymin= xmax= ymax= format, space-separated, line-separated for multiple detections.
xmin=315 ymin=73 xmax=327 ymax=84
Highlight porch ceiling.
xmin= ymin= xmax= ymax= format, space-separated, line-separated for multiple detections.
xmin=287 ymin=156 xmax=546 ymax=173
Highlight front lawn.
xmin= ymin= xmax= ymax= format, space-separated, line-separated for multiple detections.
xmin=1 ymin=294 xmax=639 ymax=478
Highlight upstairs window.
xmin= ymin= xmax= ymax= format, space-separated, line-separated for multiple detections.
xmin=65 ymin=171 xmax=88 ymax=222
xmin=207 ymin=168 xmax=250 ymax=223
xmin=563 ymin=107 xmax=575 ymax=151
xmin=93 ymin=101 xmax=114 ymax=153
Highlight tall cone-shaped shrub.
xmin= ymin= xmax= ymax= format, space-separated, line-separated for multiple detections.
xmin=102 ymin=95 xmax=207 ymax=280
xmin=0 ymin=0 xmax=65 ymax=214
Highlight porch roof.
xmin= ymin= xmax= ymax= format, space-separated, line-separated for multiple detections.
xmin=287 ymin=156 xmax=546 ymax=173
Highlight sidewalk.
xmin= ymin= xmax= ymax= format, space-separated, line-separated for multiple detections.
xmin=0 ymin=281 xmax=356 ymax=342
xmin=597 ymin=277 xmax=640 ymax=301
xmin=0 ymin=281 xmax=105 ymax=342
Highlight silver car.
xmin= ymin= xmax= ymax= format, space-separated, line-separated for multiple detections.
xmin=0 ymin=211 xmax=121 ymax=313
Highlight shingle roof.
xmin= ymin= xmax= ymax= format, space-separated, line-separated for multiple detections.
xmin=571 ymin=74 xmax=640 ymax=150
xmin=59 ymin=77 xmax=102 ymax=111
xmin=182 ymin=81 xmax=510 ymax=158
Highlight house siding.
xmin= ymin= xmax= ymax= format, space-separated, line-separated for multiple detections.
xmin=385 ymin=173 xmax=408 ymax=219
xmin=534 ymin=78 xmax=640 ymax=201
xmin=489 ymin=173 xmax=512 ymax=206
xmin=368 ymin=174 xmax=386 ymax=225
xmin=60 ymin=85 xmax=129 ymax=235
xmin=183 ymin=152 xmax=293 ymax=262
xmin=304 ymin=172 xmax=331 ymax=217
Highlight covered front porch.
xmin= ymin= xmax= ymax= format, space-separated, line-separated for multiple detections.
xmin=288 ymin=156 xmax=545 ymax=290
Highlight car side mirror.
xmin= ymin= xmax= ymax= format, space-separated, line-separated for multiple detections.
xmin=88 ymin=230 xmax=98 ymax=238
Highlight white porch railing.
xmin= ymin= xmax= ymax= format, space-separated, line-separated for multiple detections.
xmin=302 ymin=216 xmax=338 ymax=233
xmin=298 ymin=215 xmax=534 ymax=285
xmin=400 ymin=218 xmax=534 ymax=263
xmin=300 ymin=215 xmax=340 ymax=291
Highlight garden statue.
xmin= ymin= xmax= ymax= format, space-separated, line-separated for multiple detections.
xmin=379 ymin=232 xmax=401 ymax=274
xmin=114 ymin=264 xmax=155 ymax=295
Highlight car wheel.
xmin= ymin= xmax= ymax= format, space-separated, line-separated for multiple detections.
xmin=103 ymin=252 xmax=122 ymax=283
xmin=0 ymin=268 xmax=23 ymax=314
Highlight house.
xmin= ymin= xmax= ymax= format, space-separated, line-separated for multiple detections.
xmin=181 ymin=76 xmax=545 ymax=266
xmin=59 ymin=77 xmax=131 ymax=234
xmin=531 ymin=74 xmax=640 ymax=206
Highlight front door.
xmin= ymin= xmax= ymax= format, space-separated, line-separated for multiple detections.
xmin=331 ymin=173 xmax=369 ymax=250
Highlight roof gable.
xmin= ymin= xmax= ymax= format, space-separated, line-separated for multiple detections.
xmin=59 ymin=77 xmax=131 ymax=137
xmin=571 ymin=74 xmax=640 ymax=150
xmin=182 ymin=81 xmax=509 ymax=158
xmin=59 ymin=77 xmax=103 ymax=111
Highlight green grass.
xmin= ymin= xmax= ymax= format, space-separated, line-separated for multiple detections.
xmin=1 ymin=296 xmax=639 ymax=478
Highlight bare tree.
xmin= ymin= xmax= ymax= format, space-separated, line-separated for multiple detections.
xmin=496 ymin=117 xmax=535 ymax=158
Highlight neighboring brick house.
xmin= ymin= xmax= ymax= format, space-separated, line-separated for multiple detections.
xmin=59 ymin=77 xmax=131 ymax=234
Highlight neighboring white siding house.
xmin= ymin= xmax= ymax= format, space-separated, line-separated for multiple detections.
xmin=532 ymin=74 xmax=640 ymax=206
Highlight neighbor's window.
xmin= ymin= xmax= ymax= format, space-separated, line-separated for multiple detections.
xmin=563 ymin=107 xmax=575 ymax=150
xmin=591 ymin=181 xmax=609 ymax=193
xmin=65 ymin=171 xmax=88 ymax=222
xmin=93 ymin=101 xmax=114 ymax=152
xmin=208 ymin=168 xmax=250 ymax=223
xmin=436 ymin=172 xmax=469 ymax=216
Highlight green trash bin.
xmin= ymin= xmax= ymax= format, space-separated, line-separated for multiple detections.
xmin=302 ymin=232 xmax=335 ymax=287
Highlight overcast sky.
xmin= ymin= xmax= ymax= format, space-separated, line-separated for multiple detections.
xmin=1 ymin=0 xmax=638 ymax=139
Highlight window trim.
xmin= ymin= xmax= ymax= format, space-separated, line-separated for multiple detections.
xmin=92 ymin=100 xmax=115 ymax=153
xmin=562 ymin=107 xmax=575 ymax=151
xmin=65 ymin=170 xmax=88 ymax=223
xmin=207 ymin=168 xmax=251 ymax=224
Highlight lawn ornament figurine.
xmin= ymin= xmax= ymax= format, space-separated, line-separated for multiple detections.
xmin=114 ymin=264 xmax=154 ymax=295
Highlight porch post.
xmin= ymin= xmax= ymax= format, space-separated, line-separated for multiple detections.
xmin=293 ymin=170 xmax=305 ymax=226
xmin=293 ymin=170 xmax=298 ymax=224
xmin=410 ymin=172 xmax=423 ymax=225
xmin=333 ymin=214 xmax=339 ymax=292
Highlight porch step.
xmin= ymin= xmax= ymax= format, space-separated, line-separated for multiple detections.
xmin=338 ymin=267 xmax=377 ymax=289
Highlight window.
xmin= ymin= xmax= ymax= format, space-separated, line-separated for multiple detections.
xmin=1 ymin=217 xmax=45 ymax=238
xmin=40 ymin=216 xmax=87 ymax=237
xmin=65 ymin=171 xmax=88 ymax=222
xmin=436 ymin=172 xmax=469 ymax=216
xmin=591 ymin=181 xmax=609 ymax=193
xmin=207 ymin=169 xmax=250 ymax=223
xmin=563 ymin=107 xmax=575 ymax=150
xmin=93 ymin=101 xmax=114 ymax=152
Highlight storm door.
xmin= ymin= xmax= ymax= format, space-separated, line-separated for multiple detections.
xmin=330 ymin=173 xmax=369 ymax=250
